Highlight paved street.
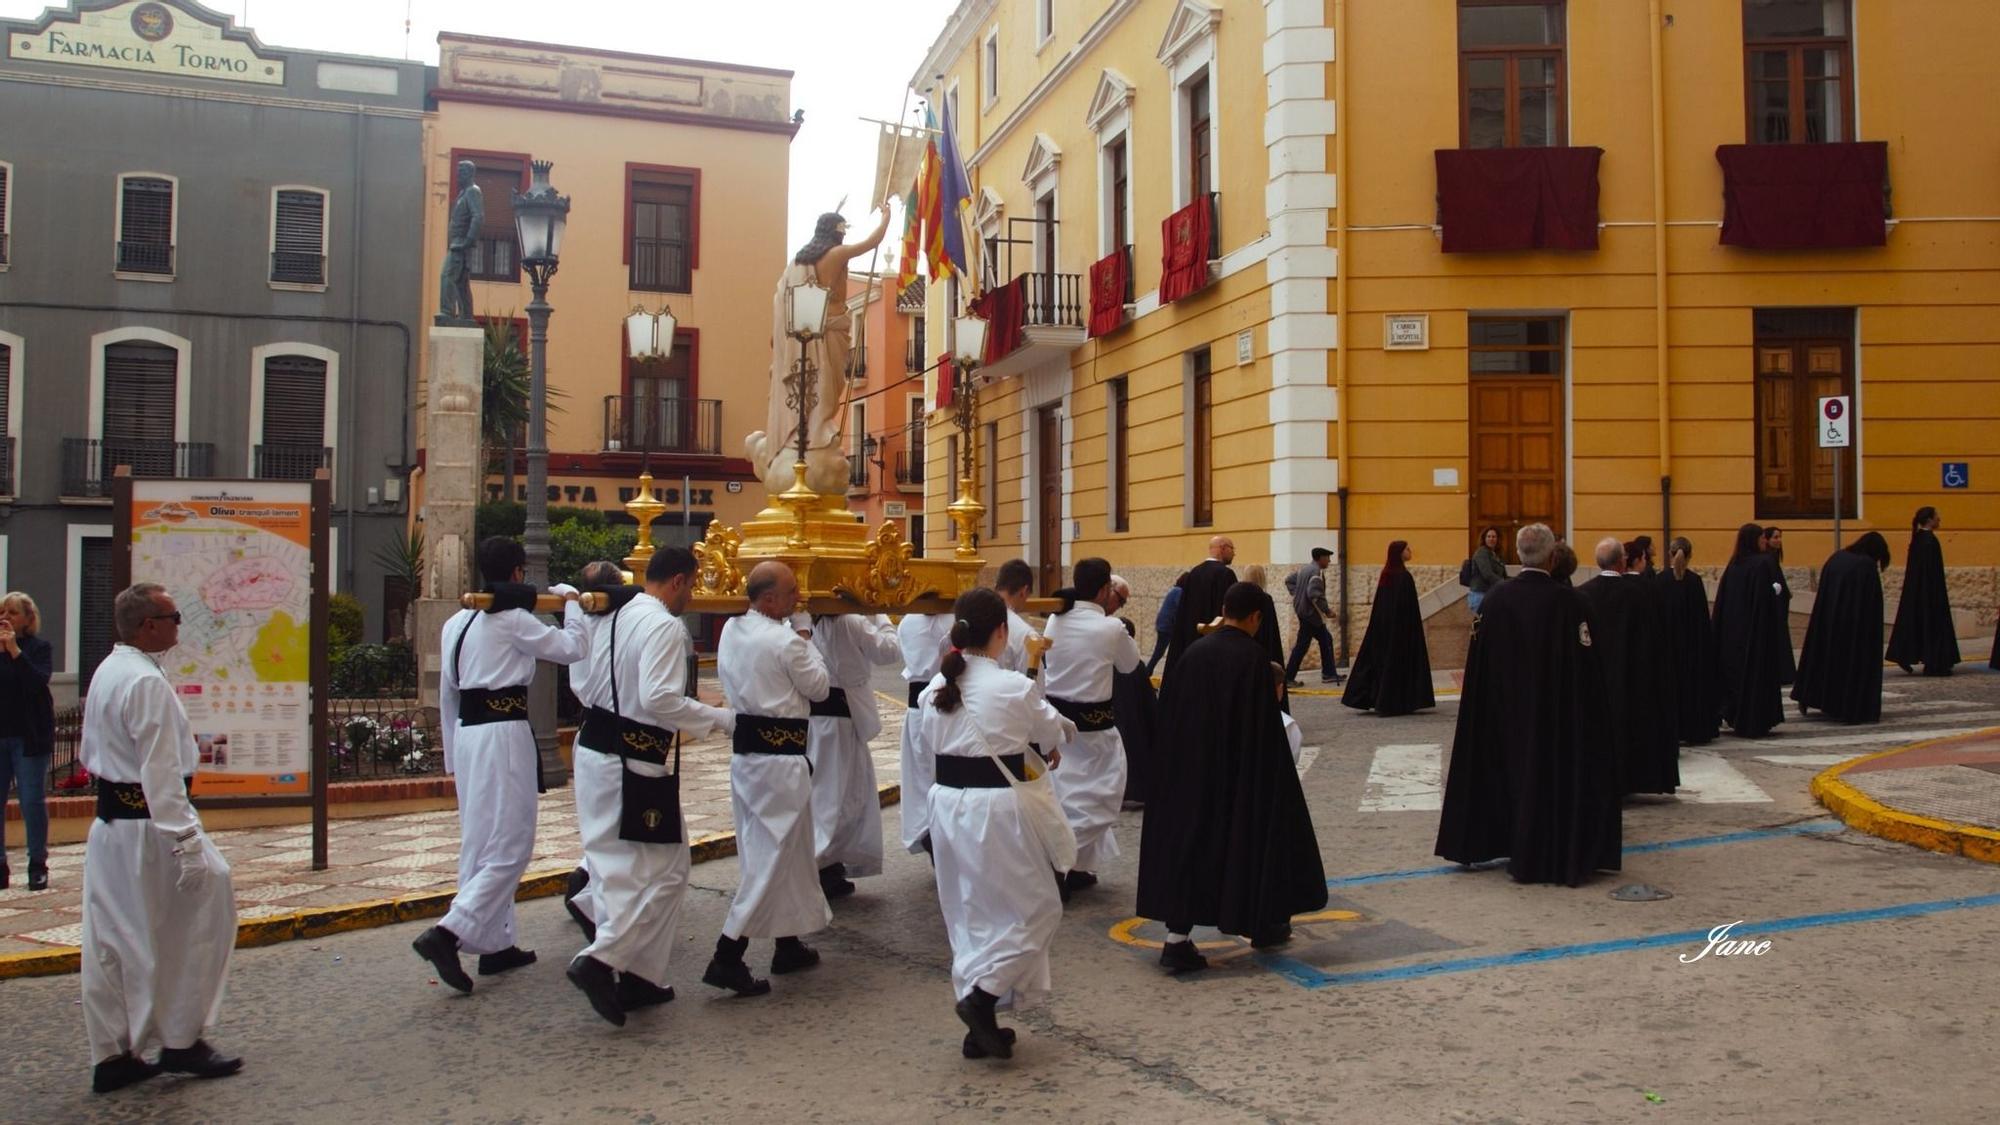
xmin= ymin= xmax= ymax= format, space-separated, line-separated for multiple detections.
xmin=4 ymin=665 xmax=1998 ymax=1122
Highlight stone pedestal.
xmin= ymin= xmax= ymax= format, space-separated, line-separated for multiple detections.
xmin=416 ymin=325 xmax=484 ymax=708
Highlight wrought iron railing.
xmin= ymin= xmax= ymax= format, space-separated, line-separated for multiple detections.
xmin=895 ymin=448 xmax=924 ymax=486
xmin=271 ymin=250 xmax=326 ymax=286
xmin=630 ymin=236 xmax=689 ymax=291
xmin=0 ymin=435 xmax=13 ymax=497
xmin=847 ymin=453 xmax=870 ymax=491
xmin=845 ymin=346 xmax=868 ymax=380
xmin=61 ymin=438 xmax=216 ymax=498
xmin=116 ymin=240 xmax=174 ymax=275
xmin=602 ymin=396 xmax=722 ymax=455
xmin=905 ymin=339 xmax=925 ymax=373
xmin=0 ymin=232 xmax=9 ymax=266
xmin=255 ymin=443 xmax=332 ymax=481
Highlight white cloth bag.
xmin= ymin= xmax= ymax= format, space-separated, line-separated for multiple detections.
xmin=979 ymin=736 xmax=1078 ymax=876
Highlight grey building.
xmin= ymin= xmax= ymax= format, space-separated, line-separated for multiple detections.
xmin=0 ymin=0 xmax=429 ymax=699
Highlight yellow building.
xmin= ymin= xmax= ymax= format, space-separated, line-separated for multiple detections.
xmin=913 ymin=0 xmax=1998 ymax=656
xmin=418 ymin=33 xmax=797 ymax=543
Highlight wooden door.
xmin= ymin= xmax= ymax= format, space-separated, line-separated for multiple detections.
xmin=1469 ymin=379 xmax=1564 ymax=561
xmin=1036 ymin=406 xmax=1062 ymax=594
xmin=1754 ymin=340 xmax=1856 ymax=519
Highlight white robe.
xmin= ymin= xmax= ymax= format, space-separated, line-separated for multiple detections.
xmin=1041 ymin=601 xmax=1141 ymax=871
xmin=572 ymin=594 xmax=731 ymax=984
xmin=997 ymin=607 xmax=1042 ymax=674
xmin=437 ymin=603 xmax=587 ymax=955
xmin=566 ymin=608 xmax=617 ymax=928
xmin=920 ymin=656 xmax=1073 ymax=1006
xmin=806 ymin=614 xmax=901 ymax=877
xmin=80 ymin=645 xmax=236 ymax=1065
xmin=895 ymin=614 xmax=953 ymax=853
xmin=716 ymin=611 xmax=833 ymax=940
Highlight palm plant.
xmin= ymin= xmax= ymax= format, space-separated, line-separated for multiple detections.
xmin=481 ymin=317 xmax=567 ymax=504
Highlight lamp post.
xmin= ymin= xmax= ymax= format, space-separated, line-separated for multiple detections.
xmin=945 ymin=314 xmax=987 ymax=559
xmin=778 ymin=279 xmax=830 ymax=549
xmin=862 ymin=433 xmax=885 ymax=492
xmin=513 ymin=159 xmax=569 ymax=784
xmin=623 ymin=304 xmax=677 ymax=451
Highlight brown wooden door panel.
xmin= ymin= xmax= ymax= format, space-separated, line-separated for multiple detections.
xmin=1469 ymin=376 xmax=1566 ymax=559
xmin=1036 ymin=406 xmax=1062 ymax=595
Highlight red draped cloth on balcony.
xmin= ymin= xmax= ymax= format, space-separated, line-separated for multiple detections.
xmin=1716 ymin=142 xmax=1888 ymax=250
xmin=1159 ymin=195 xmax=1214 ymax=303
xmin=1088 ymin=249 xmax=1129 ymax=337
xmin=1435 ymin=146 xmax=1602 ymax=253
xmin=969 ymin=275 xmax=1027 ymax=364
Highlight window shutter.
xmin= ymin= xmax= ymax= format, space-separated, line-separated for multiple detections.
xmin=0 ymin=164 xmax=10 ymax=254
xmin=475 ymin=162 xmax=520 ymax=238
xmin=102 ymin=343 xmax=177 ymax=443
xmin=262 ymin=356 xmax=327 ymax=447
xmin=273 ymin=190 xmax=325 ymax=283
xmin=120 ymin=178 xmax=173 ymax=245
xmin=79 ymin=538 xmax=115 ymax=695
xmin=0 ymin=344 xmax=10 ymax=438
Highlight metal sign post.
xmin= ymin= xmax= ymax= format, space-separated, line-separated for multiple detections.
xmin=1818 ymin=396 xmax=1852 ymax=551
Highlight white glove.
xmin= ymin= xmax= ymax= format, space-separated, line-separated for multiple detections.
xmin=549 ymin=583 xmax=579 ymax=599
xmin=717 ymin=708 xmax=737 ymax=736
xmin=173 ymin=833 xmax=210 ymax=894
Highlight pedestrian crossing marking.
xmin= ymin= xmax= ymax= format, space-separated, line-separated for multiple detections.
xmin=1752 ymin=754 xmax=1863 ymax=767
xmin=1672 ymin=751 xmax=1774 ymax=804
xmin=1756 ymin=721 xmax=1999 ymax=750
xmin=1359 ymin=744 xmax=1444 ymax=812
xmin=1296 ymin=747 xmax=1320 ymax=777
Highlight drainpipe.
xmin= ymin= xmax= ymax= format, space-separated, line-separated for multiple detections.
xmin=1650 ymin=0 xmax=1673 ymax=546
xmin=1333 ymin=0 xmax=1352 ymax=664
xmin=346 ymin=108 xmax=366 ymax=596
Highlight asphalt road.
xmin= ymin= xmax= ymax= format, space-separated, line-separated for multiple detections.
xmin=5 ymin=667 xmax=1998 ymax=1123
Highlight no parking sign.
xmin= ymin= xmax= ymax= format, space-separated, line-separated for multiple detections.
xmin=1817 ymin=396 xmax=1851 ymax=448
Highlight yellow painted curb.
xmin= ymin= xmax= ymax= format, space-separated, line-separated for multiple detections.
xmin=1810 ymin=726 xmax=2000 ymax=866
xmin=0 ymin=781 xmax=907 ymax=981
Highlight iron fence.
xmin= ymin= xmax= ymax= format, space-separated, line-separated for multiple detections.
xmin=60 ymin=438 xmax=216 ymax=498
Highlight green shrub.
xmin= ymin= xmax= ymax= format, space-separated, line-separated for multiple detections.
xmin=328 ymin=592 xmax=365 ymax=650
xmin=550 ymin=520 xmax=637 ymax=588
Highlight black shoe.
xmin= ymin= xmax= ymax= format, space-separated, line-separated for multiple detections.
xmin=1285 ymin=679 xmax=1306 ymax=689
xmin=157 ymin=1040 xmax=243 ymax=1080
xmin=412 ymin=925 xmax=473 ymax=994
xmin=1897 ymin=662 xmax=1915 ymax=674
xmin=91 ymin=1052 xmax=160 ymax=1094
xmin=955 ymin=988 xmax=1012 ymax=1060
xmin=566 ymin=955 xmax=626 ymax=1026
xmin=27 ymin=864 xmax=47 ymax=891
xmin=477 ymin=946 xmax=537 ymax=976
xmin=818 ymin=863 xmax=856 ymax=899
xmin=615 ymin=974 xmax=676 ymax=1011
xmin=1054 ymin=869 xmax=1071 ymax=904
xmin=961 ymin=1027 xmax=1019 ymax=1059
xmin=0 ymin=863 xmax=8 ymax=890
xmin=771 ymin=937 xmax=821 ymax=975
xmin=563 ymin=867 xmax=596 ymax=942
xmin=1159 ymin=941 xmax=1209 ymax=974
xmin=1063 ymin=870 xmax=1098 ymax=895
xmin=701 ymin=955 xmax=772 ymax=997
xmin=1321 ymin=674 xmax=1345 ymax=685
xmin=1250 ymin=923 xmax=1294 ymax=949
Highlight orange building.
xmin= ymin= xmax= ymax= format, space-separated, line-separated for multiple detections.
xmin=416 ymin=34 xmax=797 ymax=543
xmin=839 ymin=274 xmax=933 ymax=550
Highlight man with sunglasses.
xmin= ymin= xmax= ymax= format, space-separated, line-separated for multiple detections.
xmin=78 ymin=584 xmax=242 ymax=1093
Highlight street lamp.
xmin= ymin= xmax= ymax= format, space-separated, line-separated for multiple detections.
xmin=625 ymin=304 xmax=678 ymax=362
xmin=776 ymin=278 xmax=831 ymax=547
xmin=945 ymin=313 xmax=988 ymax=559
xmin=512 ymin=159 xmax=569 ymax=785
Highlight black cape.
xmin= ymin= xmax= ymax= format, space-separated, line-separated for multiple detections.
xmin=1434 ymin=571 xmax=1621 ymax=886
xmin=1136 ymin=627 xmax=1327 ymax=935
xmin=1713 ymin=553 xmax=1788 ymax=738
xmin=1575 ymin=575 xmax=1680 ymax=795
xmin=1660 ymin=570 xmax=1720 ymax=745
xmin=1112 ymin=662 xmax=1159 ymax=805
xmin=1886 ymin=529 xmax=1960 ymax=675
xmin=1341 ymin=570 xmax=1434 ymax=715
xmin=1792 ymin=547 xmax=1884 ymax=723
xmin=1773 ymin=559 xmax=1797 ymax=685
xmin=1164 ymin=560 xmax=1236 ymax=681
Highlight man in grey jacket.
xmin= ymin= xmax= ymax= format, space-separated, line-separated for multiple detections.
xmin=1283 ymin=548 xmax=1342 ymax=688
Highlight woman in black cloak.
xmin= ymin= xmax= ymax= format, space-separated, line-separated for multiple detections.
xmin=1794 ymin=532 xmax=1891 ymax=723
xmin=1342 ymin=541 xmax=1435 ymax=716
xmin=1886 ymin=507 xmax=1961 ymax=676
xmin=1713 ymin=523 xmax=1788 ymax=738
xmin=1661 ymin=537 xmax=1719 ymax=745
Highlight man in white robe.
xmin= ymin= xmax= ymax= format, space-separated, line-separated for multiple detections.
xmin=1041 ymin=557 xmax=1141 ymax=896
xmin=414 ymin=537 xmax=586 ymax=992
xmin=561 ymin=559 xmax=631 ymax=943
xmin=565 ymin=548 xmax=734 ymax=1025
xmin=80 ymin=584 xmax=241 ymax=1093
xmin=704 ymin=561 xmax=833 ymax=995
xmin=806 ymin=612 xmax=901 ymax=897
xmin=994 ymin=559 xmax=1044 ymax=674
xmin=895 ymin=612 xmax=953 ymax=856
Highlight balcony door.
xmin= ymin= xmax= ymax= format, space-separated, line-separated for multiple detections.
xmin=259 ymin=355 xmax=327 ymax=480
xmin=1467 ymin=317 xmax=1566 ymax=560
xmin=103 ymin=342 xmax=178 ymax=477
xmin=1036 ymin=405 xmax=1062 ymax=595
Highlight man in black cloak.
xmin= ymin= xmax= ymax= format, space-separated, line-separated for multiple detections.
xmin=1163 ymin=536 xmax=1238 ymax=682
xmin=1794 ymin=532 xmax=1892 ymax=724
xmin=1137 ymin=582 xmax=1327 ymax=971
xmin=1434 ymin=523 xmax=1620 ymax=886
xmin=1660 ymin=537 xmax=1720 ymax=746
xmin=1714 ymin=523 xmax=1789 ymax=738
xmin=1887 ymin=507 xmax=1961 ymax=676
xmin=1576 ymin=538 xmax=1679 ymax=795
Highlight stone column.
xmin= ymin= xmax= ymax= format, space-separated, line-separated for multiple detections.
xmin=416 ymin=325 xmax=484 ymax=707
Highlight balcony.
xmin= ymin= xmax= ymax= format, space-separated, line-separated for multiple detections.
xmin=271 ymin=251 xmax=326 ymax=286
xmin=0 ymin=435 xmax=12 ymax=497
xmin=0 ymin=232 xmax=9 ymax=267
xmin=894 ymin=447 xmax=924 ymax=489
xmin=969 ymin=270 xmax=1087 ymax=381
xmin=1435 ymin=148 xmax=1602 ymax=253
xmin=115 ymin=240 xmax=174 ymax=276
xmin=846 ymin=453 xmax=870 ymax=493
xmin=602 ymin=395 xmax=722 ymax=456
xmin=61 ymin=438 xmax=216 ymax=500
xmin=629 ymin=237 xmax=689 ymax=292
xmin=905 ymin=339 xmax=926 ymax=373
xmin=255 ymin=443 xmax=332 ymax=481
xmin=1716 ymin=142 xmax=1889 ymax=250
xmin=1159 ymin=192 xmax=1221 ymax=303
xmin=845 ymin=346 xmax=868 ymax=382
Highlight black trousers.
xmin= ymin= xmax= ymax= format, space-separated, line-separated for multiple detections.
xmin=1143 ymin=630 xmax=1173 ymax=677
xmin=1285 ymin=614 xmax=1337 ymax=681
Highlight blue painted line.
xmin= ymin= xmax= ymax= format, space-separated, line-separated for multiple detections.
xmin=1324 ymin=820 xmax=1844 ymax=890
xmin=1259 ymin=891 xmax=2000 ymax=989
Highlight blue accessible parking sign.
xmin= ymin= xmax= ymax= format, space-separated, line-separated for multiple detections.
xmin=1942 ymin=462 xmax=1970 ymax=489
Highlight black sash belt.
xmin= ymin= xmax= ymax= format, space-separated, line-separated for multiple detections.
xmin=808 ymin=687 xmax=851 ymax=719
xmin=907 ymin=681 xmax=926 ymax=709
xmin=459 ymin=685 xmax=530 ymax=726
xmin=579 ymin=705 xmax=673 ymax=766
xmin=934 ymin=754 xmax=1025 ymax=789
xmin=95 ymin=776 xmax=194 ymax=823
xmin=1049 ymin=695 xmax=1117 ymax=732
xmin=732 ymin=714 xmax=810 ymax=756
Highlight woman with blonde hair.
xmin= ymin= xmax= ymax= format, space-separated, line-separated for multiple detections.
xmin=1239 ymin=565 xmax=1286 ymax=669
xmin=1 ymin=591 xmax=56 ymax=890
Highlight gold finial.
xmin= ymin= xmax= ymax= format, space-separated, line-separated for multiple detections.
xmin=692 ymin=520 xmax=745 ymax=597
xmin=623 ymin=466 xmax=667 ymax=578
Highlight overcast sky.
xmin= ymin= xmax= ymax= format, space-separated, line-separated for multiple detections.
xmin=2 ymin=0 xmax=950 ymax=254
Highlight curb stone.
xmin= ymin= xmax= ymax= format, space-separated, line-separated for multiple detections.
xmin=1810 ymin=730 xmax=2000 ymax=865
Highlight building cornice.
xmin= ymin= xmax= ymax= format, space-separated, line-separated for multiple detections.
xmin=0 ymin=67 xmax=428 ymax=118
xmin=430 ymin=87 xmax=800 ymax=138
xmin=966 ymin=0 xmax=1139 ymax=171
xmin=438 ymin=32 xmax=793 ymax=79
xmin=909 ymin=0 xmax=998 ymax=95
